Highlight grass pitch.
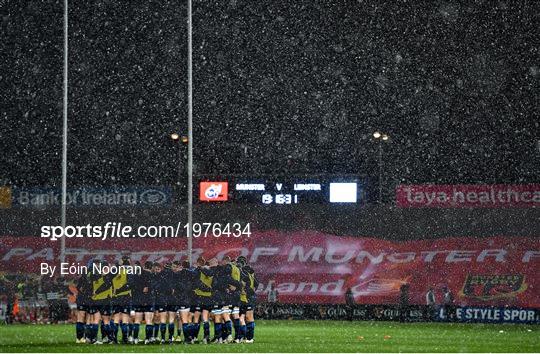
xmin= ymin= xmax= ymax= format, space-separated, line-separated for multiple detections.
xmin=0 ymin=320 xmax=538 ymax=352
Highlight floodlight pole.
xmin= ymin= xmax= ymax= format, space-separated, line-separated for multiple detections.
xmin=186 ymin=0 xmax=193 ymax=266
xmin=378 ymin=142 xmax=382 ymax=204
xmin=60 ymin=0 xmax=69 ymax=264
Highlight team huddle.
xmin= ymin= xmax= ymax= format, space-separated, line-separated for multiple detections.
xmin=74 ymin=255 xmax=258 ymax=345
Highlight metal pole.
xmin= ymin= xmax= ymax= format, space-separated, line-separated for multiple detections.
xmin=186 ymin=0 xmax=193 ymax=266
xmin=378 ymin=142 xmax=382 ymax=204
xmin=60 ymin=0 xmax=69 ymax=264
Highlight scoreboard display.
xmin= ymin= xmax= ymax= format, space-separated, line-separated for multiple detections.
xmin=197 ymin=177 xmax=367 ymax=205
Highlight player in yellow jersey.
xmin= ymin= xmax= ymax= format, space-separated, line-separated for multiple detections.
xmin=237 ymin=256 xmax=258 ymax=343
xmin=190 ymin=257 xmax=213 ymax=344
xmin=111 ymin=256 xmax=133 ymax=344
xmin=89 ymin=261 xmax=113 ymax=344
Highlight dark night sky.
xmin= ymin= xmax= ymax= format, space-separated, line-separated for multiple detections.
xmin=1 ymin=0 xmax=539 ymax=190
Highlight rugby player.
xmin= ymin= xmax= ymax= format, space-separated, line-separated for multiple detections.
xmin=200 ymin=258 xmax=226 ymax=344
xmin=191 ymin=257 xmax=213 ymax=344
xmin=172 ymin=260 xmax=194 ymax=343
xmin=75 ymin=269 xmax=91 ymax=343
xmin=163 ymin=262 xmax=177 ymax=343
xmin=218 ymin=256 xmax=243 ymax=343
xmin=132 ymin=261 xmax=155 ymax=344
xmin=152 ymin=262 xmax=171 ymax=344
xmin=110 ymin=256 xmax=133 ymax=344
xmin=238 ymin=256 xmax=258 ymax=343
xmin=88 ymin=260 xmax=113 ymax=344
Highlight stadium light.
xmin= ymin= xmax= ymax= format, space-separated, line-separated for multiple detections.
xmin=372 ymin=131 xmax=391 ymax=203
xmin=171 ymin=133 xmax=189 ymax=144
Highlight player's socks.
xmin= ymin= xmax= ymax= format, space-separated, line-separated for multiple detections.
xmin=154 ymin=323 xmax=160 ymax=338
xmin=195 ymin=322 xmax=201 ymax=338
xmin=113 ymin=322 xmax=120 ymax=343
xmin=240 ymin=324 xmax=247 ymax=340
xmin=203 ymin=321 xmax=210 ymax=339
xmin=168 ymin=323 xmax=174 ymax=340
xmin=76 ymin=321 xmax=85 ymax=339
xmin=185 ymin=323 xmax=193 ymax=340
xmin=128 ymin=323 xmax=133 ymax=337
xmin=133 ymin=323 xmax=140 ymax=339
xmin=102 ymin=323 xmax=110 ymax=341
xmin=160 ymin=323 xmax=167 ymax=340
xmin=246 ymin=321 xmax=255 ymax=340
xmin=85 ymin=324 xmax=92 ymax=340
xmin=181 ymin=323 xmax=190 ymax=341
xmin=233 ymin=319 xmax=240 ymax=340
xmin=100 ymin=322 xmax=106 ymax=340
xmin=214 ymin=323 xmax=222 ymax=340
xmin=121 ymin=323 xmax=129 ymax=342
xmin=92 ymin=324 xmax=99 ymax=341
xmin=145 ymin=324 xmax=153 ymax=340
xmin=222 ymin=320 xmax=232 ymax=340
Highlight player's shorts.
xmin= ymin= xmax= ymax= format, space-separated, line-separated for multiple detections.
xmin=211 ymin=304 xmax=224 ymax=315
xmin=133 ymin=305 xmax=155 ymax=313
xmin=112 ymin=305 xmax=131 ymax=314
xmin=177 ymin=305 xmax=191 ymax=313
xmin=76 ymin=304 xmax=88 ymax=311
xmin=98 ymin=305 xmax=112 ymax=316
xmin=190 ymin=303 xmax=213 ymax=313
xmin=239 ymin=304 xmax=254 ymax=315
xmin=155 ymin=304 xmax=168 ymax=313
xmin=166 ymin=304 xmax=179 ymax=312
xmin=190 ymin=296 xmax=213 ymax=313
xmin=227 ymin=292 xmax=241 ymax=307
xmin=86 ymin=305 xmax=99 ymax=315
xmin=231 ymin=306 xmax=240 ymax=315
xmin=221 ymin=305 xmax=232 ymax=314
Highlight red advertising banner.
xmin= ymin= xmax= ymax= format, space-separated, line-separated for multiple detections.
xmin=396 ymin=184 xmax=540 ymax=208
xmin=0 ymin=233 xmax=538 ymax=307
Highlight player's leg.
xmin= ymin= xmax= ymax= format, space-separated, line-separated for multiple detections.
xmin=211 ymin=306 xmax=223 ymax=343
xmin=158 ymin=308 xmax=168 ymax=343
xmin=221 ymin=306 xmax=233 ymax=342
xmin=167 ymin=309 xmax=176 ymax=343
xmin=236 ymin=306 xmax=247 ymax=343
xmin=189 ymin=306 xmax=198 ymax=343
xmin=120 ymin=311 xmax=130 ymax=344
xmin=111 ymin=310 xmax=121 ymax=344
xmin=245 ymin=306 xmax=255 ymax=343
xmin=91 ymin=311 xmax=102 ymax=344
xmin=75 ymin=308 xmax=86 ymax=343
xmin=84 ymin=311 xmax=94 ymax=343
xmin=152 ymin=310 xmax=160 ymax=342
xmin=231 ymin=306 xmax=241 ymax=342
xmin=200 ymin=307 xmax=211 ymax=344
xmin=133 ymin=311 xmax=143 ymax=344
xmin=179 ymin=306 xmax=190 ymax=343
xmin=174 ymin=308 xmax=183 ymax=342
xmin=143 ymin=310 xmax=154 ymax=344
xmin=127 ymin=310 xmax=135 ymax=343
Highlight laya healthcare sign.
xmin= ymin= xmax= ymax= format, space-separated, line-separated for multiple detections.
xmin=396 ymin=184 xmax=540 ymax=208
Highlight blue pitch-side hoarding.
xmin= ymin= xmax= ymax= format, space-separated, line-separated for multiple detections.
xmin=439 ymin=306 xmax=540 ymax=324
xmin=10 ymin=187 xmax=172 ymax=208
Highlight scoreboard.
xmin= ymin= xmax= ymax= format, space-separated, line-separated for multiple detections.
xmin=197 ymin=177 xmax=367 ymax=205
